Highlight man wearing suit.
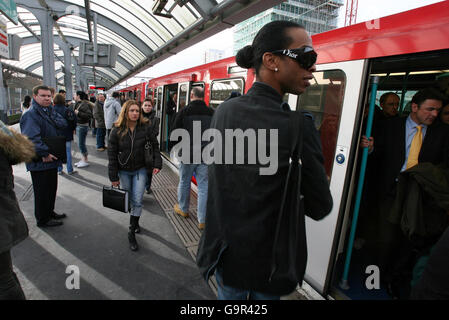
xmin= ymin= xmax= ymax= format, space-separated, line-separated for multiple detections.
xmin=369 ymin=87 xmax=449 ymax=298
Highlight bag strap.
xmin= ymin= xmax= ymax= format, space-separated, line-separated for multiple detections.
xmin=269 ymin=108 xmax=304 ymax=281
xmin=290 ymin=110 xmax=305 ymax=161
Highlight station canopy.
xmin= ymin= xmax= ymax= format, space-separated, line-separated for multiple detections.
xmin=4 ymin=0 xmax=282 ymax=89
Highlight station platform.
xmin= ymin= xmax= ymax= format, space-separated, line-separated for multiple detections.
xmin=9 ymin=126 xmax=307 ymax=300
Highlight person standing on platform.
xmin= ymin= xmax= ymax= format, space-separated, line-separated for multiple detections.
xmin=74 ymin=91 xmax=93 ymax=168
xmin=53 ymin=93 xmax=77 ymax=175
xmin=93 ymin=93 xmax=107 ymax=151
xmin=104 ymin=92 xmax=122 ymax=142
xmin=196 ymin=21 xmax=332 ymax=300
xmin=20 ymin=85 xmax=68 ymax=227
xmin=21 ymin=95 xmax=31 ymax=114
xmin=108 ymin=100 xmax=162 ymax=251
xmin=141 ymin=98 xmax=159 ymax=194
xmin=172 ymin=87 xmax=214 ymax=230
xmin=0 ymin=119 xmax=35 ymax=299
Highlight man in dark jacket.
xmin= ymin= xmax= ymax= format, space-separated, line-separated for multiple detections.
xmin=172 ymin=87 xmax=214 ymax=230
xmin=93 ymin=93 xmax=106 ymax=151
xmin=20 ymin=85 xmax=68 ymax=227
xmin=369 ymin=87 xmax=449 ymax=299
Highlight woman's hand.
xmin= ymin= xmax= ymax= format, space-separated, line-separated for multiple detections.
xmin=153 ymin=168 xmax=160 ymax=175
xmin=111 ymin=180 xmax=120 ymax=187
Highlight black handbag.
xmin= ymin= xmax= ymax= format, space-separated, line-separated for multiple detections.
xmin=102 ymin=186 xmax=130 ymax=213
xmin=269 ymin=110 xmax=306 ymax=287
xmin=42 ymin=136 xmax=67 ymax=163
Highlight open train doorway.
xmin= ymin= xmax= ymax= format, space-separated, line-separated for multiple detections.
xmin=329 ymin=49 xmax=449 ymax=300
xmin=159 ymin=84 xmax=178 ymax=154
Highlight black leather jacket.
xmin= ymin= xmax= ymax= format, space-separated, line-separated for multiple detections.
xmin=196 ymin=82 xmax=332 ymax=295
xmin=108 ymin=122 xmax=162 ymax=182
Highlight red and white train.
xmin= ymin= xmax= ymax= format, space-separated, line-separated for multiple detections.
xmin=118 ymin=2 xmax=449 ymax=299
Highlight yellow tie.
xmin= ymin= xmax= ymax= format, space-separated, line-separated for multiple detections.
xmin=406 ymin=125 xmax=422 ymax=169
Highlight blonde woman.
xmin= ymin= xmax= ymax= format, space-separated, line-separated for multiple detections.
xmin=108 ymin=100 xmax=162 ymax=251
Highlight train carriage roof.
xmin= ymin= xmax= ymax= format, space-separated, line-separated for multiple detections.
xmin=312 ymin=1 xmax=449 ymax=65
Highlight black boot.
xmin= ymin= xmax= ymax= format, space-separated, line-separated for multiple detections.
xmin=128 ymin=216 xmax=139 ymax=251
xmin=129 ymin=216 xmax=141 ymax=233
xmin=135 ymin=217 xmax=140 ymax=233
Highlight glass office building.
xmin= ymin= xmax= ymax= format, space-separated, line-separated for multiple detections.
xmin=234 ymin=0 xmax=343 ymax=53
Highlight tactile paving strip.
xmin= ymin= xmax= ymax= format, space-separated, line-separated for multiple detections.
xmin=153 ymin=159 xmax=215 ymax=296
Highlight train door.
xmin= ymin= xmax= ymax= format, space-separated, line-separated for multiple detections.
xmin=155 ymin=86 xmax=163 ymax=119
xmin=290 ymin=59 xmax=368 ymax=295
xmin=328 ymin=49 xmax=449 ymax=300
xmin=177 ymin=82 xmax=190 ymax=112
xmin=160 ymin=84 xmax=179 ymax=153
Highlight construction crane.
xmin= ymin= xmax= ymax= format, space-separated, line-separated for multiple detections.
xmin=345 ymin=0 xmax=358 ymax=26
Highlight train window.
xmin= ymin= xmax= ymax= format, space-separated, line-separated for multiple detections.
xmin=178 ymin=83 xmax=188 ymax=110
xmin=147 ymin=86 xmax=153 ymax=99
xmin=210 ymin=78 xmax=244 ymax=109
xmin=136 ymin=90 xmax=141 ymax=102
xmin=297 ymin=69 xmax=346 ymax=177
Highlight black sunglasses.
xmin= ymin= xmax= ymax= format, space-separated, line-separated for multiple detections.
xmin=271 ymin=46 xmax=317 ymax=70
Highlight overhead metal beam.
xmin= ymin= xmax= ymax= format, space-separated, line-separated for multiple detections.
xmin=21 ymin=35 xmax=134 ymax=71
xmin=110 ymin=0 xmax=284 ymax=87
xmin=16 ymin=0 xmax=153 ymax=55
xmin=189 ymin=0 xmax=218 ymax=18
xmin=84 ymin=0 xmax=93 ymax=42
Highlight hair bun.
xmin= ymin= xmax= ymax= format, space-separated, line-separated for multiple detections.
xmin=236 ymin=45 xmax=254 ymax=69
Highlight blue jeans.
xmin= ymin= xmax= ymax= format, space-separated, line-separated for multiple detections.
xmin=96 ymin=127 xmax=106 ymax=149
xmin=76 ymin=126 xmax=89 ymax=156
xmin=58 ymin=141 xmax=74 ymax=173
xmin=178 ymin=163 xmax=208 ymax=224
xmin=215 ymin=266 xmax=281 ymax=300
xmin=119 ymin=168 xmax=147 ymax=217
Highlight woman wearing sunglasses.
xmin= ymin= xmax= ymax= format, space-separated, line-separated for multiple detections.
xmin=197 ymin=21 xmax=332 ymax=300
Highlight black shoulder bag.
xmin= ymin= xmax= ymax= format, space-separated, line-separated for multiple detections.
xmin=34 ymin=108 xmax=67 ymax=163
xmin=269 ymin=110 xmax=306 ymax=288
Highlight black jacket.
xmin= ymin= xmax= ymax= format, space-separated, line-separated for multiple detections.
xmin=388 ymin=163 xmax=449 ymax=245
xmin=196 ymin=82 xmax=332 ymax=295
xmin=371 ymin=117 xmax=449 ymax=202
xmin=108 ymin=122 xmax=162 ymax=182
xmin=75 ymin=100 xmax=93 ymax=125
xmin=0 ymin=123 xmax=35 ymax=254
xmin=173 ymin=99 xmax=214 ymax=163
xmin=142 ymin=110 xmax=160 ymax=138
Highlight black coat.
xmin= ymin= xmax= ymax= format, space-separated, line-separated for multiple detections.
xmin=142 ymin=110 xmax=160 ymax=138
xmin=0 ymin=123 xmax=35 ymax=254
xmin=196 ymin=82 xmax=332 ymax=295
xmin=173 ymin=99 xmax=214 ymax=163
xmin=108 ymin=122 xmax=162 ymax=182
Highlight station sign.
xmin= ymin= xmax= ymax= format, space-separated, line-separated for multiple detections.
xmin=0 ymin=0 xmax=18 ymax=25
xmin=0 ymin=15 xmax=9 ymax=58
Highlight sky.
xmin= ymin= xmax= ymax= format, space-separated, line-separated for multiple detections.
xmin=116 ymin=0 xmax=444 ymax=89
